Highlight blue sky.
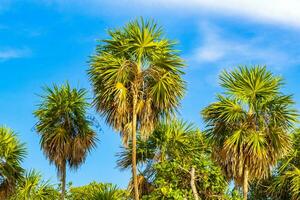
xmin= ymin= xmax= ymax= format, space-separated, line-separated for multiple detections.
xmin=1 ymin=0 xmax=300 ymax=188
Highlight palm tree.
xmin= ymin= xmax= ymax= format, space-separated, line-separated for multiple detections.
xmin=202 ymin=66 xmax=297 ymax=200
xmin=268 ymin=129 xmax=300 ymax=200
xmin=34 ymin=83 xmax=97 ymax=200
xmin=117 ymin=119 xmax=203 ymax=197
xmin=10 ymin=170 xmax=59 ymax=200
xmin=88 ymin=18 xmax=185 ymax=199
xmin=91 ymin=185 xmax=125 ymax=200
xmin=68 ymin=182 xmax=128 ymax=200
xmin=117 ymin=119 xmax=199 ymax=169
xmin=0 ymin=126 xmax=26 ymax=199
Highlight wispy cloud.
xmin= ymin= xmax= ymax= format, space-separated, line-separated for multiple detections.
xmin=40 ymin=0 xmax=300 ymax=27
xmin=0 ymin=48 xmax=32 ymax=61
xmin=146 ymin=0 xmax=300 ymax=27
xmin=188 ymin=22 xmax=293 ymax=70
xmin=184 ymin=21 xmax=300 ymax=89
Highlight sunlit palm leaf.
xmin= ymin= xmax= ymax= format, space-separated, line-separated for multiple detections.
xmin=88 ymin=18 xmax=185 ymax=142
xmin=0 ymin=126 xmax=26 ymax=199
xmin=10 ymin=170 xmax=59 ymax=200
xmin=202 ymin=66 xmax=297 ymax=191
xmin=34 ymin=83 xmax=97 ymax=198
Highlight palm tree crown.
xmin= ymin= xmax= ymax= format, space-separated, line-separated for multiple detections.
xmin=88 ymin=18 xmax=186 ymax=199
xmin=0 ymin=126 xmax=26 ymax=199
xmin=117 ymin=119 xmax=200 ymax=169
xmin=202 ymin=66 xmax=297 ymax=200
xmin=88 ymin=18 xmax=185 ymax=142
xmin=34 ymin=83 xmax=97 ymax=199
xmin=117 ymin=119 xmax=203 ymax=197
xmin=10 ymin=170 xmax=59 ymax=200
xmin=269 ymin=129 xmax=300 ymax=200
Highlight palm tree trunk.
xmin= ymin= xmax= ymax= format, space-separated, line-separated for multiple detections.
xmin=243 ymin=166 xmax=249 ymax=200
xmin=190 ymin=167 xmax=199 ymax=200
xmin=60 ymin=160 xmax=66 ymax=200
xmin=132 ymin=93 xmax=139 ymax=200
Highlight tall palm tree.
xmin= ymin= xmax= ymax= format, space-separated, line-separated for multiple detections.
xmin=0 ymin=126 xmax=26 ymax=199
xmin=202 ymin=66 xmax=297 ymax=200
xmin=34 ymin=83 xmax=97 ymax=200
xmin=88 ymin=18 xmax=185 ymax=199
xmin=10 ymin=170 xmax=59 ymax=200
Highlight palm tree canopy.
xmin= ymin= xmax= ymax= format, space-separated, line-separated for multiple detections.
xmin=202 ymin=66 xmax=298 ymax=185
xmin=117 ymin=119 xmax=204 ymax=197
xmin=0 ymin=126 xmax=26 ymax=199
xmin=116 ymin=119 xmax=202 ymax=170
xmin=34 ymin=83 xmax=97 ymax=172
xmin=268 ymin=129 xmax=300 ymax=200
xmin=10 ymin=170 xmax=59 ymax=200
xmin=88 ymin=18 xmax=186 ymax=142
xmin=68 ymin=182 xmax=128 ymax=200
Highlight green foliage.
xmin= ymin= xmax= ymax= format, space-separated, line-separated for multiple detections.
xmin=10 ymin=170 xmax=59 ymax=200
xmin=118 ymin=119 xmax=229 ymax=199
xmin=202 ymin=66 xmax=297 ymax=188
xmin=89 ymin=17 xmax=186 ymax=200
xmin=34 ymin=83 xmax=97 ymax=170
xmin=117 ymin=119 xmax=203 ymax=196
xmin=34 ymin=83 xmax=97 ymax=198
xmin=2 ymin=18 xmax=300 ymax=200
xmin=68 ymin=182 xmax=128 ymax=200
xmin=248 ymin=178 xmax=273 ymax=200
xmin=227 ymin=190 xmax=243 ymax=200
xmin=144 ymin=157 xmax=228 ymax=200
xmin=117 ymin=119 xmax=199 ymax=170
xmin=267 ymin=129 xmax=300 ymax=200
xmin=88 ymin=17 xmax=186 ymax=143
xmin=0 ymin=126 xmax=26 ymax=199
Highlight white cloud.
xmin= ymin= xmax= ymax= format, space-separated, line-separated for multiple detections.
xmin=0 ymin=48 xmax=31 ymax=60
xmin=184 ymin=20 xmax=300 ymax=90
xmin=40 ymin=0 xmax=300 ymax=27
xmin=188 ymin=22 xmax=291 ymax=70
xmin=147 ymin=0 xmax=300 ymax=27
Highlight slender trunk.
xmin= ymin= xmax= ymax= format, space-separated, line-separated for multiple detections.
xmin=60 ymin=160 xmax=66 ymax=200
xmin=190 ymin=167 xmax=199 ymax=200
xmin=132 ymin=93 xmax=139 ymax=200
xmin=243 ymin=166 xmax=249 ymax=200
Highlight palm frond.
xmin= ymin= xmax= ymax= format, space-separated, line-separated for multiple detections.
xmin=202 ymin=65 xmax=297 ymax=187
xmin=0 ymin=126 xmax=26 ymax=199
xmin=34 ymin=83 xmax=97 ymax=180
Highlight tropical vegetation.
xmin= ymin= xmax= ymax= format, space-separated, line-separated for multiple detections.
xmin=88 ymin=18 xmax=185 ymax=200
xmin=0 ymin=18 xmax=300 ymax=200
xmin=202 ymin=66 xmax=297 ymax=200
xmin=0 ymin=127 xmax=26 ymax=199
xmin=34 ymin=83 xmax=97 ymax=200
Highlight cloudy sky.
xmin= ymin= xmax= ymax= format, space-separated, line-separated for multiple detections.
xmin=1 ymin=0 xmax=300 ymax=188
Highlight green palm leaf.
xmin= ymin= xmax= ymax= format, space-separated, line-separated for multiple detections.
xmin=34 ymin=83 xmax=97 ymax=200
xmin=10 ymin=170 xmax=59 ymax=200
xmin=202 ymin=66 xmax=297 ymax=200
xmin=89 ymin=18 xmax=185 ymax=199
xmin=0 ymin=126 xmax=26 ymax=199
